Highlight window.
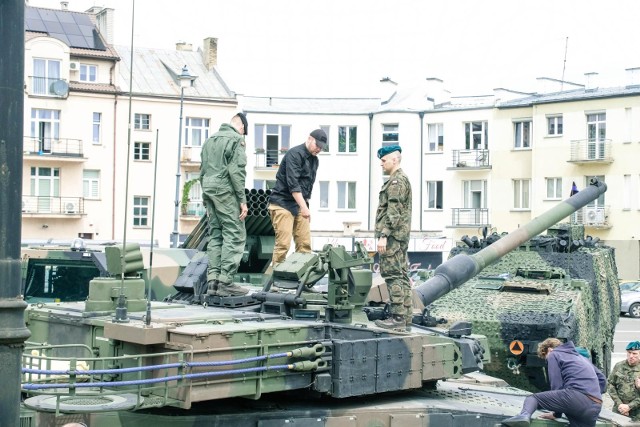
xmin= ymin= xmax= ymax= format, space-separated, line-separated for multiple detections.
xmin=184 ymin=117 xmax=210 ymax=146
xmin=32 ymin=58 xmax=61 ymax=95
xmin=464 ymin=121 xmax=488 ymax=150
xmin=133 ymin=196 xmax=149 ymax=227
xmin=134 ymin=142 xmax=150 ymax=160
xmin=319 ymin=181 xmax=329 ymax=208
xmin=463 ymin=180 xmax=487 ymax=208
xmin=184 ymin=172 xmax=204 ymax=216
xmin=30 ymin=167 xmax=60 ymax=212
xmin=513 ymin=179 xmax=531 ymax=209
xmin=320 ymin=125 xmax=330 ymax=152
xmin=253 ymin=179 xmax=276 ymax=190
xmin=547 ymin=115 xmax=563 ymax=136
xmin=623 ymin=174 xmax=631 ymax=210
xmin=83 ymin=170 xmax=100 ymax=199
xmin=134 ymin=113 xmax=151 ymax=130
xmin=545 ymin=177 xmax=562 ymax=200
xmin=79 ymin=64 xmax=97 ymax=82
xmin=426 ymin=181 xmax=443 ymax=209
xmin=337 ymin=181 xmax=356 ymax=209
xmin=30 ymin=109 xmax=60 ymax=153
xmin=92 ymin=112 xmax=101 ymax=144
xmin=254 ymin=124 xmax=291 ymax=167
xmin=427 ymin=123 xmax=444 ymax=152
xmin=587 ymin=113 xmax=606 ymax=159
xmin=382 ymin=124 xmax=399 ymax=147
xmin=513 ymin=120 xmax=532 ymax=149
xmin=338 ymin=126 xmax=357 ymax=153
xmin=585 ymin=175 xmax=605 ymax=207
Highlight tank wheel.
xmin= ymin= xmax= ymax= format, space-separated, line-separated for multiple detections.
xmin=629 ymin=303 xmax=640 ymax=318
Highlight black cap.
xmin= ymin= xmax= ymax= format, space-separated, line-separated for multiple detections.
xmin=310 ymin=129 xmax=327 ymax=148
xmin=235 ymin=112 xmax=248 ymax=136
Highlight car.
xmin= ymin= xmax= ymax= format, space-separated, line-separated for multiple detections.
xmin=620 ymin=280 xmax=640 ymax=318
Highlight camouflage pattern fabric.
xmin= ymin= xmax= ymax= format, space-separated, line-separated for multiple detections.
xmin=607 ymin=360 xmax=640 ymax=420
xmin=375 ymin=168 xmax=412 ymax=320
xmin=200 ymin=123 xmax=247 ymax=284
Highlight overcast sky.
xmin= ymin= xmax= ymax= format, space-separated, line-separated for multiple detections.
xmin=29 ymin=0 xmax=640 ymax=97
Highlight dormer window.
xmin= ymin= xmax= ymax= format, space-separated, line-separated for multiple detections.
xmin=79 ymin=64 xmax=97 ymax=82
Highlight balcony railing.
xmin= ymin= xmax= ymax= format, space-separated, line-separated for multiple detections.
xmin=30 ymin=76 xmax=69 ymax=97
xmin=570 ymin=206 xmax=611 ymax=228
xmin=568 ymin=139 xmax=613 ymax=163
xmin=23 ymin=137 xmax=83 ymax=157
xmin=254 ymin=149 xmax=286 ymax=168
xmin=451 ymin=208 xmax=490 ymax=227
xmin=449 ymin=149 xmax=491 ymax=169
xmin=181 ymin=146 xmax=202 ymax=164
xmin=182 ymin=201 xmax=206 ymax=217
xmin=22 ymin=196 xmax=85 ymax=215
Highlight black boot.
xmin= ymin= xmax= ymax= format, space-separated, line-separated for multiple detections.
xmin=206 ymin=280 xmax=219 ymax=296
xmin=501 ymin=414 xmax=531 ymax=427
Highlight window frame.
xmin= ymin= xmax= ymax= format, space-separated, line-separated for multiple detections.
xmin=338 ymin=125 xmax=357 ymax=153
xmin=92 ymin=112 xmax=101 ymax=145
xmin=425 ymin=180 xmax=443 ymax=210
xmin=512 ymin=178 xmax=531 ymax=210
xmin=427 ymin=123 xmax=444 ymax=152
xmin=133 ymin=142 xmax=151 ymax=161
xmin=336 ymin=181 xmax=356 ymax=210
xmin=133 ymin=196 xmax=150 ymax=227
xmin=83 ymin=170 xmax=100 ymax=199
xmin=134 ymin=113 xmax=151 ymax=130
xmin=184 ymin=117 xmax=210 ymax=147
xmin=513 ymin=120 xmax=532 ymax=149
xmin=319 ymin=181 xmax=330 ymax=209
xmin=79 ymin=63 xmax=97 ymax=82
xmin=545 ymin=177 xmax=562 ymax=200
xmin=547 ymin=115 xmax=563 ymax=136
xmin=381 ymin=124 xmax=399 ymax=147
xmin=464 ymin=121 xmax=489 ymax=150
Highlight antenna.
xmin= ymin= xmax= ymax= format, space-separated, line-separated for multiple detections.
xmin=561 ymin=37 xmax=568 ymax=91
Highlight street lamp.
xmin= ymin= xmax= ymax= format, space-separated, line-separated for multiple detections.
xmin=171 ymin=65 xmax=195 ymax=248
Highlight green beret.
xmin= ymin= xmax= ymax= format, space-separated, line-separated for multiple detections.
xmin=626 ymin=341 xmax=640 ymax=351
xmin=377 ymin=145 xmax=402 ymax=159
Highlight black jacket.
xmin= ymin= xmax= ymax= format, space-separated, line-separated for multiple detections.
xmin=268 ymin=143 xmax=318 ymax=216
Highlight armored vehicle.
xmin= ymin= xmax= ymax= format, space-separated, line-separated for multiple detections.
xmin=19 ymin=179 xmax=629 ymax=426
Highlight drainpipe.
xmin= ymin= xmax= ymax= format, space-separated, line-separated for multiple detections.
xmin=419 ymin=111 xmax=424 ymax=231
xmin=112 ymin=94 xmax=118 ymax=239
xmin=0 ymin=1 xmax=31 ymax=425
xmin=367 ymin=112 xmax=374 ymax=230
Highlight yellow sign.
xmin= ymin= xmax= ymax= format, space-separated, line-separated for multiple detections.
xmin=509 ymin=340 xmax=524 ymax=355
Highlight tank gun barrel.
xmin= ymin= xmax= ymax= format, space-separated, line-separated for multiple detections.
xmin=414 ymin=178 xmax=607 ymax=307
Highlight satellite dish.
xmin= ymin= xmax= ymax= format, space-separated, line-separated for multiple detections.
xmin=50 ymin=80 xmax=69 ymax=97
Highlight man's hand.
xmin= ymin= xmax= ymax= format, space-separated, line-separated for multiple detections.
xmin=239 ymin=203 xmax=248 ymax=221
xmin=377 ymin=237 xmax=387 ymax=254
xmin=618 ymin=403 xmax=631 ymax=416
xmin=300 ymin=205 xmax=311 ymax=221
xmin=539 ymin=413 xmax=556 ymax=420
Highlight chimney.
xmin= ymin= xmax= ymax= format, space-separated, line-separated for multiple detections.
xmin=202 ymin=37 xmax=218 ymax=70
xmin=625 ymin=67 xmax=640 ymax=87
xmin=379 ymin=77 xmax=397 ymax=105
xmin=91 ymin=7 xmax=115 ymax=45
xmin=425 ymin=77 xmax=450 ymax=105
xmin=60 ymin=1 xmax=68 ymax=10
xmin=584 ymin=72 xmax=599 ymax=91
xmin=176 ymin=42 xmax=193 ymax=52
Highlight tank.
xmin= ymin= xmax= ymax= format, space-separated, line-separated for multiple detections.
xmin=411 ymin=178 xmax=620 ymax=391
xmin=18 ymin=180 xmax=629 ymax=427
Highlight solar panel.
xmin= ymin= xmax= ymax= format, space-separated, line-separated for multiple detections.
xmin=25 ymin=6 xmax=106 ymax=51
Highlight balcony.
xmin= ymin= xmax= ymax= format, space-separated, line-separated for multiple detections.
xmin=22 ymin=196 xmax=85 ymax=217
xmin=181 ymin=146 xmax=202 ymax=167
xmin=448 ymin=149 xmax=491 ymax=170
xmin=254 ymin=149 xmax=286 ymax=170
xmin=570 ymin=206 xmax=611 ymax=229
xmin=23 ymin=137 xmax=84 ymax=159
xmin=568 ymin=139 xmax=613 ymax=164
xmin=181 ymin=201 xmax=205 ymax=220
xmin=29 ymin=76 xmax=69 ymax=98
xmin=450 ymin=208 xmax=490 ymax=227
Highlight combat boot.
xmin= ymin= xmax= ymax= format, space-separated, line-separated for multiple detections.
xmin=206 ymin=280 xmax=219 ymax=296
xmin=217 ymin=282 xmax=250 ymax=297
xmin=501 ymin=414 xmax=530 ymax=426
xmin=374 ymin=315 xmax=406 ymax=331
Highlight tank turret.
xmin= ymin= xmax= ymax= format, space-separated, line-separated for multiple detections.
xmin=415 ymin=178 xmax=607 ymax=307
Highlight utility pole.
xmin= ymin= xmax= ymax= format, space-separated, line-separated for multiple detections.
xmin=0 ymin=1 xmax=31 ymax=425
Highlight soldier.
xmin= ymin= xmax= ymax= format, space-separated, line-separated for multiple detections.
xmin=268 ymin=129 xmax=326 ymax=265
xmin=607 ymin=340 xmax=640 ymax=420
xmin=201 ymin=113 xmax=251 ymax=297
xmin=502 ymin=338 xmax=606 ymax=427
xmin=373 ymin=145 xmax=412 ymax=332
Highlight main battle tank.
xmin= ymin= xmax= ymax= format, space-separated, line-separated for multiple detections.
xmin=19 ymin=179 xmax=629 ymax=426
xmin=412 ymin=178 xmax=619 ymax=391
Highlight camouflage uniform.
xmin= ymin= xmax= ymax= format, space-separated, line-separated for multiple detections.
xmin=200 ymin=123 xmax=247 ymax=285
xmin=375 ymin=167 xmax=412 ymax=322
xmin=607 ymin=360 xmax=640 ymax=420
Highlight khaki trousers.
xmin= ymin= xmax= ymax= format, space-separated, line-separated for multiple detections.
xmin=268 ymin=204 xmax=311 ymax=264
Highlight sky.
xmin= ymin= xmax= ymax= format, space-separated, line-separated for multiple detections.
xmin=28 ymin=0 xmax=640 ymax=98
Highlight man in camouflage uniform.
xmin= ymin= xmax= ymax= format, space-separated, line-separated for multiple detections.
xmin=607 ymin=340 xmax=640 ymax=420
xmin=200 ymin=113 xmax=250 ymax=297
xmin=373 ymin=145 xmax=412 ymax=331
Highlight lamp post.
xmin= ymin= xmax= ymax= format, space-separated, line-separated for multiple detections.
xmin=171 ymin=65 xmax=195 ymax=248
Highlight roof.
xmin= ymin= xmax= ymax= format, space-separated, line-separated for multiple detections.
xmin=25 ymin=6 xmax=106 ymax=51
xmin=498 ymin=85 xmax=640 ymax=108
xmin=113 ymin=45 xmax=236 ymax=101
xmin=241 ymin=96 xmax=380 ymax=115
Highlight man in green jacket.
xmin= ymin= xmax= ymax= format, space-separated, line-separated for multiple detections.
xmin=607 ymin=340 xmax=640 ymax=420
xmin=373 ymin=145 xmax=412 ymax=331
xmin=200 ymin=113 xmax=250 ymax=297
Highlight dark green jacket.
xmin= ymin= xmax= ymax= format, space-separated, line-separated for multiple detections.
xmin=200 ymin=123 xmax=247 ymax=204
xmin=375 ymin=168 xmax=412 ymax=241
